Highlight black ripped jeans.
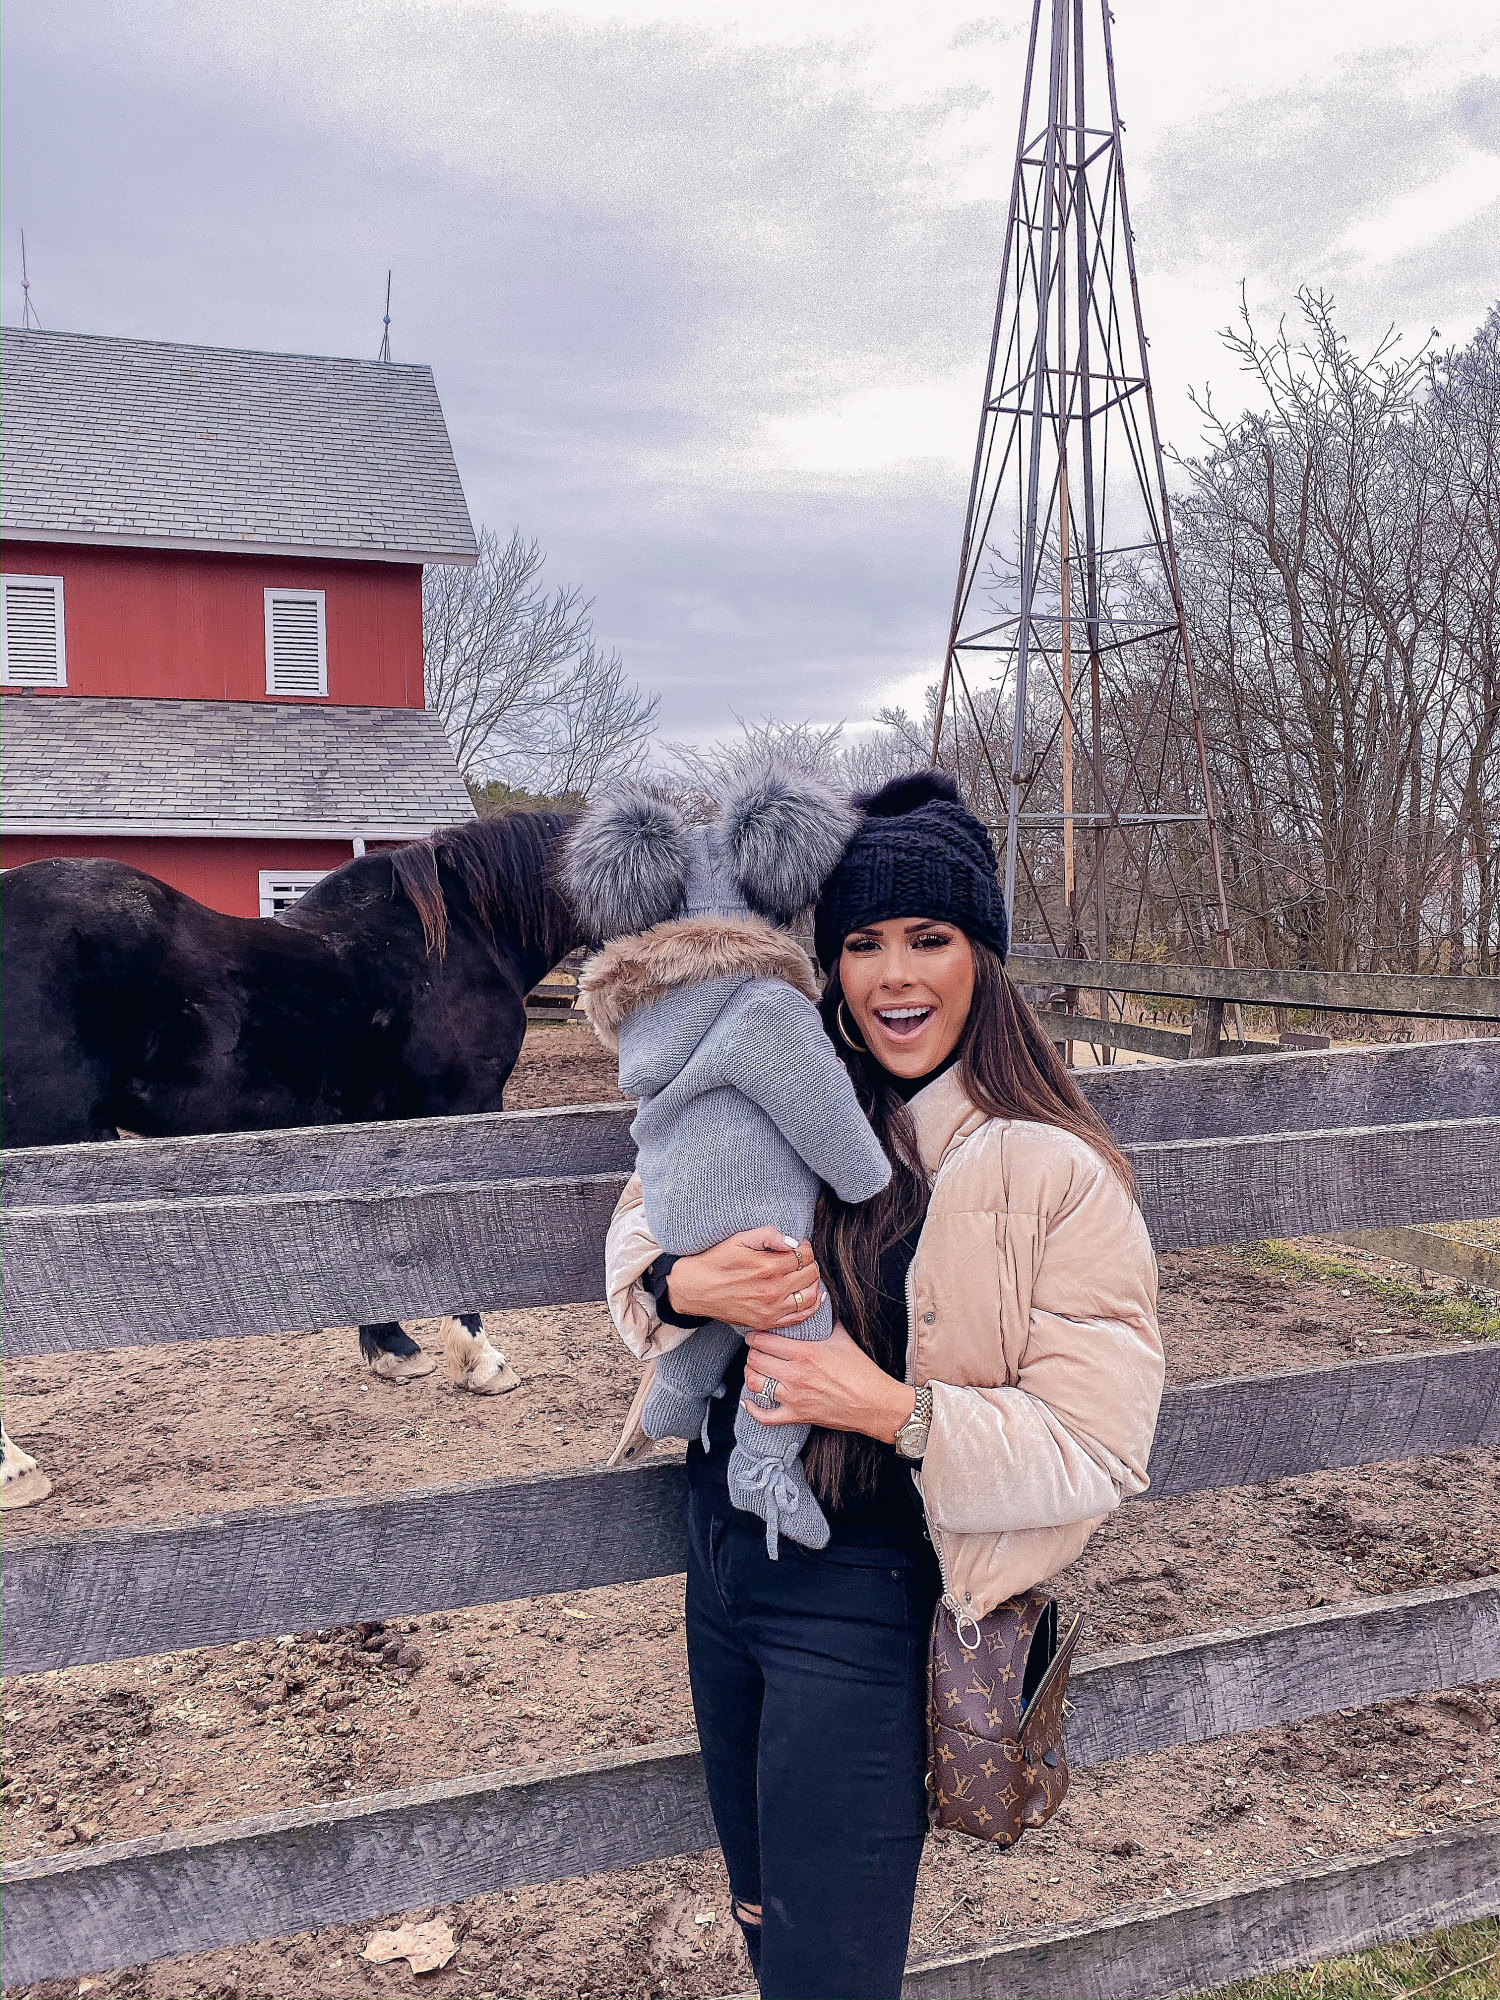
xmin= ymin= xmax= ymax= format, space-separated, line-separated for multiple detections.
xmin=684 ymin=1485 xmax=941 ymax=1999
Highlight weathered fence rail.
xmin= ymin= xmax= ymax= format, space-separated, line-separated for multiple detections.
xmin=903 ymin=1823 xmax=1500 ymax=2000
xmin=5 ymin=1040 xmax=1499 ymax=1354
xmin=3 ymin=1579 xmax=1496 ymax=1989
xmin=3 ymin=1035 xmax=1499 ymax=1993
xmin=1010 ymin=954 xmax=1500 ymax=1020
xmin=1035 ymin=1006 xmax=1282 ymax=1061
xmin=3 ymin=1116 xmax=1494 ymax=1353
xmin=4 ymin=1038 xmax=1493 ymax=1208
xmin=7 ymin=1345 xmax=1498 ymax=1676
xmin=1013 ymin=951 xmax=1500 ymax=1064
xmin=1343 ymin=1225 xmax=1500 ymax=1291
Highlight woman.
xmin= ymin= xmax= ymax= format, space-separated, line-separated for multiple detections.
xmin=603 ymin=773 xmax=1163 ymax=2000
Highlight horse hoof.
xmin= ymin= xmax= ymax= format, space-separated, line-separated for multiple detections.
xmin=468 ymin=1356 xmax=521 ymax=1396
xmin=441 ymin=1317 xmax=521 ymax=1396
xmin=0 ymin=1465 xmax=53 ymax=1510
xmin=370 ymin=1349 xmax=437 ymax=1383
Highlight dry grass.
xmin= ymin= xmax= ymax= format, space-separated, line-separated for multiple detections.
xmin=1206 ymin=1918 xmax=1500 ymax=1999
xmin=1245 ymin=1240 xmax=1500 ymax=1342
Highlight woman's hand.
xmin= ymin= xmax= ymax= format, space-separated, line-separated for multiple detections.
xmin=743 ymin=1322 xmax=916 ymax=1443
xmin=666 ymin=1229 xmax=824 ymax=1331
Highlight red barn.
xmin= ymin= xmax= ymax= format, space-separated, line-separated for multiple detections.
xmin=0 ymin=328 xmax=477 ymax=916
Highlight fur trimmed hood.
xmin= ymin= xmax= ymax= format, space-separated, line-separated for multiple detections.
xmin=577 ymin=914 xmax=819 ymax=1050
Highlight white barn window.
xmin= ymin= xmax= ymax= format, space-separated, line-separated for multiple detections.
xmin=259 ymin=870 xmax=328 ymax=917
xmin=264 ymin=588 xmax=327 ymax=697
xmin=2 ymin=575 xmax=67 ymax=687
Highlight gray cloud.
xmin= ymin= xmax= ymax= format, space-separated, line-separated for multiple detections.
xmin=1138 ymin=48 xmax=1494 ymax=286
xmin=1 ymin=0 xmax=995 ymax=728
xmin=951 ymin=16 xmax=1027 ymax=51
xmin=1455 ymin=76 xmax=1500 ymax=153
xmin=3 ymin=3 xmax=1494 ymax=740
xmin=6 ymin=0 xmax=1006 ymax=420
xmin=1336 ymin=193 xmax=1500 ymax=352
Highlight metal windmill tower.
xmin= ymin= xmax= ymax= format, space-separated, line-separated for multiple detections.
xmin=932 ymin=0 xmax=1234 ymax=980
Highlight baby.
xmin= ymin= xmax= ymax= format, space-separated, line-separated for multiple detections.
xmin=565 ymin=762 xmax=891 ymax=1556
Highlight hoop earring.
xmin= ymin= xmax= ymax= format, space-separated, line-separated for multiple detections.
xmin=836 ymin=1000 xmax=868 ymax=1052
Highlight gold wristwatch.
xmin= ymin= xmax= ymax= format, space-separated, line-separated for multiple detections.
xmin=894 ymin=1383 xmax=934 ymax=1461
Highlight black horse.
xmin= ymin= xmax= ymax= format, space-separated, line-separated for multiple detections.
xmin=0 ymin=811 xmax=584 ymax=1379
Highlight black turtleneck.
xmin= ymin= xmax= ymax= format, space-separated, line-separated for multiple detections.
xmin=888 ymin=1043 xmax=962 ymax=1103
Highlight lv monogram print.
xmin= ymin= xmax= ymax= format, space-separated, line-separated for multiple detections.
xmin=926 ymin=1589 xmax=1083 ymax=1846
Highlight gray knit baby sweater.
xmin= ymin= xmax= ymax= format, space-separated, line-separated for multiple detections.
xmin=607 ymin=944 xmax=890 ymax=1555
xmin=566 ymin=763 xmax=892 ymax=1555
xmin=619 ymin=974 xmax=889 ymax=1254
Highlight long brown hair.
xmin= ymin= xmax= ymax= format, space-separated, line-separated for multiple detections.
xmin=803 ymin=939 xmax=1134 ymax=1507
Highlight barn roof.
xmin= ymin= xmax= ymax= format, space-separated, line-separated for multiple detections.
xmin=0 ymin=328 xmax=478 ymax=565
xmin=0 ymin=696 xmax=476 ymax=839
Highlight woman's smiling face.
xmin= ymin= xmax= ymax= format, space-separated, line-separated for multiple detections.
xmin=838 ymin=917 xmax=975 ymax=1078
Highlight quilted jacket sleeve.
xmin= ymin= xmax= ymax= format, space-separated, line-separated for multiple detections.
xmin=603 ymin=1174 xmax=701 ymax=1361
xmin=916 ymin=1123 xmax=1163 ymax=1538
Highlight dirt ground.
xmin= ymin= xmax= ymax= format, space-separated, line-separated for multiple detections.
xmin=3 ymin=1026 xmax=1497 ymax=1999
xmin=505 ymin=1023 xmax=629 ymax=1107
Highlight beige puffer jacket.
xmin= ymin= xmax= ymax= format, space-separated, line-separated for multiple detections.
xmin=604 ymin=1063 xmax=1164 ymax=1619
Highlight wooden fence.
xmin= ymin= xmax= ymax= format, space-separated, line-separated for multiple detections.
xmin=1012 ymin=953 xmax=1500 ymax=1063
xmin=3 ymin=1036 xmax=1499 ymax=1994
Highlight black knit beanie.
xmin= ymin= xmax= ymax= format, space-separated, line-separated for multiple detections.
xmin=813 ymin=770 xmax=1008 ymax=971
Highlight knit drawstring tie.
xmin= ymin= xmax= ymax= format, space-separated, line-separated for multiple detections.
xmin=734 ymin=1457 xmax=803 ymax=1560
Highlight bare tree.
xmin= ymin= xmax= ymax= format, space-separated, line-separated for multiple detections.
xmin=1154 ymin=290 xmax=1499 ymax=974
xmin=506 ymin=642 xmax=660 ymax=801
xmin=424 ymin=526 xmax=658 ymax=797
xmin=1421 ymin=307 xmax=1500 ymax=970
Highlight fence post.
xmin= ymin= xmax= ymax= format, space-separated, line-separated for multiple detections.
xmin=1189 ymin=997 xmax=1225 ymax=1057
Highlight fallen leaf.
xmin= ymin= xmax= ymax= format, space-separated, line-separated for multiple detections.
xmin=363 ymin=1919 xmax=458 ymax=1974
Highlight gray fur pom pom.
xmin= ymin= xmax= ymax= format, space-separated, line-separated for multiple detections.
xmin=719 ymin=759 xmax=859 ymax=921
xmin=563 ymin=787 xmax=690 ymax=940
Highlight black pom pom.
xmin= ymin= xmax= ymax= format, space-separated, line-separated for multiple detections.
xmin=854 ymin=769 xmax=961 ymax=817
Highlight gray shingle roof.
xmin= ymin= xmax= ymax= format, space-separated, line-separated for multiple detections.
xmin=1 ymin=696 xmax=476 ymax=836
xmin=1 ymin=328 xmax=478 ymax=563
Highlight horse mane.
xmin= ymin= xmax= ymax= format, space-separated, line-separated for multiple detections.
xmin=388 ymin=811 xmax=577 ymax=965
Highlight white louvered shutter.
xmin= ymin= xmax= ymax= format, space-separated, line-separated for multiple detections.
xmin=259 ymin=870 xmax=329 ymax=916
xmin=264 ymin=588 xmax=327 ymax=696
xmin=2 ymin=576 xmax=67 ymax=687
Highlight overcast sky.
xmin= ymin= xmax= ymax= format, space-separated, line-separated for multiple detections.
xmin=4 ymin=0 xmax=1497 ymax=742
